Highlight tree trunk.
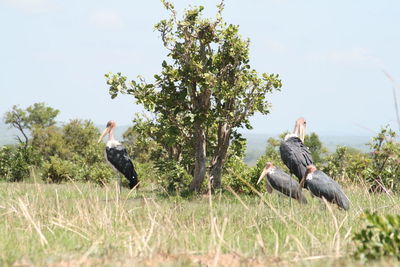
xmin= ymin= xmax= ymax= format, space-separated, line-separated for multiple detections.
xmin=14 ymin=122 xmax=29 ymax=149
xmin=189 ymin=121 xmax=207 ymax=191
xmin=210 ymin=123 xmax=231 ymax=189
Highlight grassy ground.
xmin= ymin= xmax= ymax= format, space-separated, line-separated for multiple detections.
xmin=0 ymin=180 xmax=399 ymax=266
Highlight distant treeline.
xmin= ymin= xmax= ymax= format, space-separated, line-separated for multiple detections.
xmin=1 ymin=102 xmax=399 ymax=195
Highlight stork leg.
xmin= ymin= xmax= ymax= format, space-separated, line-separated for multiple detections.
xmin=113 ymin=171 xmax=122 ymax=195
xmin=117 ymin=174 xmax=122 ymax=193
xmin=277 ymin=194 xmax=283 ymax=208
xmin=318 ymin=198 xmax=327 ymax=210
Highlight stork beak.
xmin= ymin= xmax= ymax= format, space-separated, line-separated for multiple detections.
xmin=299 ymin=123 xmax=305 ymax=143
xmin=257 ymin=167 xmax=268 ymax=185
xmin=293 ymin=118 xmax=306 ymax=142
xmin=98 ymin=127 xmax=110 ymax=143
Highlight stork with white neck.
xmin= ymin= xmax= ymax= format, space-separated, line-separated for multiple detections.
xmin=299 ymin=165 xmax=350 ymax=210
xmin=257 ymin=162 xmax=307 ymax=204
xmin=98 ymin=120 xmax=139 ymax=190
xmin=279 ymin=117 xmax=314 ymax=183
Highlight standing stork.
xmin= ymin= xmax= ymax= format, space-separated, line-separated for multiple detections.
xmin=280 ymin=117 xmax=313 ymax=182
xmin=257 ymin=162 xmax=307 ymax=204
xmin=299 ymin=165 xmax=349 ymax=210
xmin=98 ymin=120 xmax=139 ymax=190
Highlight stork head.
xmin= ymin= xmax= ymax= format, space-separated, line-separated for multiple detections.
xmin=305 ymin=164 xmax=317 ymax=180
xmin=257 ymin=162 xmax=275 ymax=184
xmin=293 ymin=117 xmax=306 ymax=142
xmin=299 ymin=164 xmax=317 ymax=190
xmin=98 ymin=120 xmax=116 ymax=143
xmin=106 ymin=120 xmax=116 ymax=128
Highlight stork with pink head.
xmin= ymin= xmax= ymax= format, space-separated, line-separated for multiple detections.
xmin=98 ymin=120 xmax=139 ymax=191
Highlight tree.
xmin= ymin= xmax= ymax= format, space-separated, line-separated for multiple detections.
xmin=105 ymin=1 xmax=281 ymax=191
xmin=26 ymin=102 xmax=59 ymax=128
xmin=366 ymin=127 xmax=400 ymax=193
xmin=122 ymin=116 xmax=161 ymax=163
xmin=4 ymin=105 xmax=29 ymax=146
xmin=304 ymin=132 xmax=327 ymax=164
xmin=3 ymin=103 xmax=59 ymax=146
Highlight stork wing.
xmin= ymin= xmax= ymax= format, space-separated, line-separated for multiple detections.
xmin=267 ymin=168 xmax=308 ymax=204
xmin=308 ymin=171 xmax=350 ymax=210
xmin=106 ymin=145 xmax=138 ymax=188
xmin=280 ymin=137 xmax=313 ymax=181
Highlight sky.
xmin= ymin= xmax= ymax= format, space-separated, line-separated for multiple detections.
xmin=1 ymin=0 xmax=400 ymax=136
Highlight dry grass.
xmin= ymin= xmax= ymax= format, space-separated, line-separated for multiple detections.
xmin=0 ymin=181 xmax=399 ymax=266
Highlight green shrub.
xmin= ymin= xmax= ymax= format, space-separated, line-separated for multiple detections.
xmin=0 ymin=145 xmax=39 ymax=182
xmin=223 ymin=138 xmax=290 ymax=195
xmin=31 ymin=126 xmax=69 ymax=160
xmin=322 ymin=146 xmax=371 ymax=183
xmin=244 ymin=138 xmax=291 ymax=194
xmin=87 ymin=164 xmax=114 ymax=185
xmin=365 ymin=127 xmax=400 ymax=193
xmin=0 ymin=146 xmax=14 ymax=180
xmin=222 ymin=155 xmax=253 ymax=193
xmin=62 ymin=120 xmax=99 ymax=157
xmin=304 ymin=132 xmax=328 ymax=164
xmin=353 ymin=211 xmax=400 ymax=261
xmin=43 ymin=156 xmax=78 ymax=183
xmin=35 ymin=119 xmax=117 ymax=185
xmin=156 ymin=159 xmax=192 ymax=194
xmin=135 ymin=161 xmax=158 ymax=185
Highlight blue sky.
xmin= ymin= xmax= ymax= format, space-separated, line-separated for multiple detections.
xmin=1 ymin=0 xmax=399 ymax=135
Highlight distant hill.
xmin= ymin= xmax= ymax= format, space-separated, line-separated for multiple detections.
xmin=1 ymin=121 xmax=372 ymax=165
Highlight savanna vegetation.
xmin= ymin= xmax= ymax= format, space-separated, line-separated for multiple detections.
xmin=1 ymin=1 xmax=400 ymax=266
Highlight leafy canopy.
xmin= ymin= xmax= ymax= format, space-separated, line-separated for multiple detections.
xmin=4 ymin=102 xmax=59 ymax=130
xmin=4 ymin=103 xmax=59 ymax=145
xmin=105 ymin=1 xmax=281 ymax=191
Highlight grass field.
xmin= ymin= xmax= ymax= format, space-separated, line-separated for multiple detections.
xmin=0 ymin=180 xmax=399 ymax=266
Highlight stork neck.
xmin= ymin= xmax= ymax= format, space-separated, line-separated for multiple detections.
xmin=293 ymin=122 xmax=299 ymax=136
xmin=109 ymin=127 xmax=115 ymax=141
xmin=266 ymin=166 xmax=276 ymax=174
xmin=292 ymin=121 xmax=305 ymax=142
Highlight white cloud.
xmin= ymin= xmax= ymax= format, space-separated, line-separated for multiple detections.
xmin=325 ymin=47 xmax=382 ymax=66
xmin=90 ymin=10 xmax=124 ymax=31
xmin=2 ymin=0 xmax=55 ymax=13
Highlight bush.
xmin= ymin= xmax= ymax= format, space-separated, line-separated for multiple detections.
xmin=135 ymin=161 xmax=158 ymax=185
xmin=353 ymin=211 xmax=400 ymax=261
xmin=3 ymin=103 xmax=121 ymax=186
xmin=223 ymin=155 xmax=253 ymax=194
xmin=304 ymin=132 xmax=328 ymax=164
xmin=223 ymin=138 xmax=289 ymax=195
xmin=365 ymin=127 xmax=400 ymax=193
xmin=43 ymin=156 xmax=78 ymax=183
xmin=31 ymin=126 xmax=69 ymax=160
xmin=156 ymin=159 xmax=192 ymax=194
xmin=322 ymin=146 xmax=371 ymax=183
xmin=0 ymin=145 xmax=40 ymax=182
xmin=36 ymin=119 xmax=119 ymax=186
xmin=62 ymin=120 xmax=100 ymax=157
xmin=87 ymin=164 xmax=114 ymax=186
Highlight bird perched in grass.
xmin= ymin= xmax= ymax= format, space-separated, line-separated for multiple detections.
xmin=299 ymin=165 xmax=349 ymax=210
xmin=280 ymin=117 xmax=313 ymax=182
xmin=257 ymin=162 xmax=308 ymax=204
xmin=98 ymin=120 xmax=139 ymax=191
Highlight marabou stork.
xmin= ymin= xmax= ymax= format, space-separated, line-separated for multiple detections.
xmin=280 ymin=117 xmax=313 ymax=182
xmin=98 ymin=120 xmax=139 ymax=190
xmin=257 ymin=162 xmax=308 ymax=204
xmin=299 ymin=165 xmax=350 ymax=210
